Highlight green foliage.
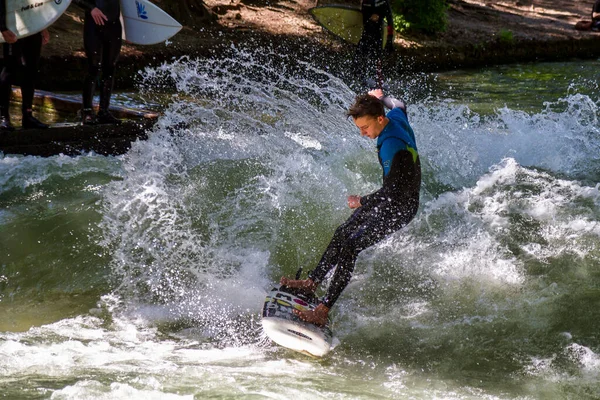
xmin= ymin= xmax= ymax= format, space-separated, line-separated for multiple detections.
xmin=498 ymin=29 xmax=514 ymax=44
xmin=391 ymin=0 xmax=448 ymax=35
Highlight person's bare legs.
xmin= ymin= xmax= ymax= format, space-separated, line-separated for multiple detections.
xmin=279 ymin=276 xmax=329 ymax=326
xmin=294 ymin=303 xmax=330 ymax=326
xmin=280 ymin=276 xmax=317 ymax=293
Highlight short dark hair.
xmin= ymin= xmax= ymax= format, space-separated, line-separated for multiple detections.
xmin=346 ymin=94 xmax=385 ymax=119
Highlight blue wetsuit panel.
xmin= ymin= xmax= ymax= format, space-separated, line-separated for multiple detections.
xmin=376 ymin=107 xmax=418 ymax=177
xmin=379 ymin=138 xmax=407 ymax=177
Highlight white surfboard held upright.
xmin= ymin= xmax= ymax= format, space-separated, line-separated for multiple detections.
xmin=120 ymin=0 xmax=182 ymax=45
xmin=0 ymin=0 xmax=72 ymax=43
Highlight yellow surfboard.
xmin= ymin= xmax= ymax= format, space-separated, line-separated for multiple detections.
xmin=309 ymin=4 xmax=388 ymax=48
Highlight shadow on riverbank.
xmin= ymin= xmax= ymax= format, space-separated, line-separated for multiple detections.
xmin=36 ymin=0 xmax=600 ymax=92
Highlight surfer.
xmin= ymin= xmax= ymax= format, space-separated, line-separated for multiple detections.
xmin=74 ymin=0 xmax=122 ymax=125
xmin=281 ymin=89 xmax=421 ymax=326
xmin=354 ymin=0 xmax=394 ymax=88
xmin=0 ymin=0 xmax=50 ymax=131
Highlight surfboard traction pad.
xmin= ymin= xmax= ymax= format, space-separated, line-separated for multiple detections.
xmin=261 ymin=285 xmax=333 ymax=357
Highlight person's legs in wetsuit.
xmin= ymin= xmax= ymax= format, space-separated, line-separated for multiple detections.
xmin=96 ymin=20 xmax=121 ymax=124
xmin=82 ymin=16 xmax=122 ymax=125
xmin=353 ymin=20 xmax=384 ymax=88
xmin=0 ymin=32 xmax=48 ymax=131
xmin=19 ymin=33 xmax=48 ymax=129
xmin=309 ymin=196 xmax=418 ymax=309
xmin=0 ymin=40 xmax=17 ymax=131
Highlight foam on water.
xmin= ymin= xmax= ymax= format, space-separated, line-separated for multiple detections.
xmin=98 ymin=54 xmax=375 ymax=345
xmin=2 ymin=53 xmax=600 ymax=398
xmin=104 ymin=52 xmax=600 ymax=348
xmin=414 ymin=92 xmax=600 ymax=189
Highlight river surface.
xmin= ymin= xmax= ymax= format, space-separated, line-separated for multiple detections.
xmin=1 ymin=54 xmax=599 ymax=399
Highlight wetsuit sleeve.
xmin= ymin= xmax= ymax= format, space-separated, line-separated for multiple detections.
xmin=0 ymin=0 xmax=8 ymax=32
xmin=381 ymin=96 xmax=406 ymax=113
xmin=73 ymin=0 xmax=96 ymax=12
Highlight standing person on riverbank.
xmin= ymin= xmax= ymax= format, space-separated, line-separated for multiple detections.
xmin=0 ymin=0 xmax=50 ymax=131
xmin=280 ymin=88 xmax=421 ymax=326
xmin=353 ymin=0 xmax=394 ymax=88
xmin=74 ymin=0 xmax=122 ymax=125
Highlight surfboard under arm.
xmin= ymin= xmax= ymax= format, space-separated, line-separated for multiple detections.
xmin=0 ymin=0 xmax=72 ymax=43
xmin=119 ymin=0 xmax=182 ymax=45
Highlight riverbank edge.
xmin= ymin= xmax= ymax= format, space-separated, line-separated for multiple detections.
xmin=39 ymin=27 xmax=600 ymax=92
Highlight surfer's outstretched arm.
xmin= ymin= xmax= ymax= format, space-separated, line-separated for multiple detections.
xmin=368 ymin=88 xmax=406 ymax=113
xmin=381 ymin=96 xmax=406 ymax=112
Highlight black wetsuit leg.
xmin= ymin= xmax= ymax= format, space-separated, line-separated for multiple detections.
xmin=18 ymin=33 xmax=43 ymax=115
xmin=83 ymin=15 xmax=122 ymax=110
xmin=353 ymin=20 xmax=384 ymax=84
xmin=0 ymin=43 xmax=14 ymax=118
xmin=0 ymin=32 xmax=42 ymax=117
xmin=309 ymin=195 xmax=419 ymax=308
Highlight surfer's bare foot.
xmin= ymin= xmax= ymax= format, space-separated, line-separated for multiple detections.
xmin=294 ymin=303 xmax=330 ymax=327
xmin=280 ymin=277 xmax=317 ymax=293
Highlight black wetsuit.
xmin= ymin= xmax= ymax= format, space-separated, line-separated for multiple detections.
xmin=592 ymin=0 xmax=600 ymax=30
xmin=354 ymin=0 xmax=393 ymax=85
xmin=74 ymin=0 xmax=122 ymax=111
xmin=309 ymin=97 xmax=421 ymax=309
xmin=0 ymin=0 xmax=43 ymax=120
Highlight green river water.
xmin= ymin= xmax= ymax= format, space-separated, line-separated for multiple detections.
xmin=1 ymin=54 xmax=599 ymax=399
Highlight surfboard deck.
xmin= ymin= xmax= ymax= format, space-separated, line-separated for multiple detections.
xmin=120 ymin=0 xmax=182 ymax=45
xmin=261 ymin=285 xmax=333 ymax=357
xmin=309 ymin=4 xmax=388 ymax=48
xmin=0 ymin=0 xmax=72 ymax=43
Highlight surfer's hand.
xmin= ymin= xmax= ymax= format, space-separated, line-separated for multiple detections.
xmin=368 ymin=88 xmax=384 ymax=99
xmin=369 ymin=14 xmax=380 ymax=23
xmin=41 ymin=30 xmax=49 ymax=45
xmin=91 ymin=8 xmax=108 ymax=26
xmin=348 ymin=195 xmax=362 ymax=209
xmin=1 ymin=30 xmax=17 ymax=44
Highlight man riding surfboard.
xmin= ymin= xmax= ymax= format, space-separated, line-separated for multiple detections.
xmin=281 ymin=88 xmax=421 ymax=326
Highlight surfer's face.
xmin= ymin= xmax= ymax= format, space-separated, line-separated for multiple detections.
xmin=353 ymin=115 xmax=386 ymax=139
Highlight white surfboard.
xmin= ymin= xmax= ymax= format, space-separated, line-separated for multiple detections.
xmin=120 ymin=0 xmax=182 ymax=45
xmin=261 ymin=285 xmax=333 ymax=357
xmin=0 ymin=0 xmax=72 ymax=43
